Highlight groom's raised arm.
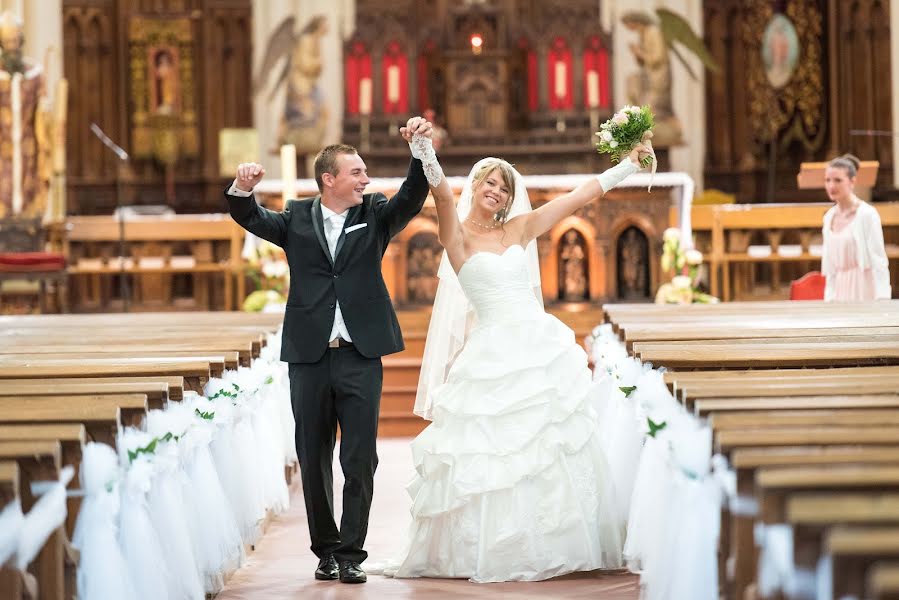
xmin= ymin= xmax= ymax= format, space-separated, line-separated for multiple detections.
xmin=224 ymin=162 xmax=289 ymax=248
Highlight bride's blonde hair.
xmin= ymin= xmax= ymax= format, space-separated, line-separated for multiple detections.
xmin=470 ymin=159 xmax=517 ymax=223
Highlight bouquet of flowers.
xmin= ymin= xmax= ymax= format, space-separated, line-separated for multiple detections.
xmin=596 ymin=105 xmax=657 ymax=190
xmin=655 ymin=227 xmax=718 ymax=304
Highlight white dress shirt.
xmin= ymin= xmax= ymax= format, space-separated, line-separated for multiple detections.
xmin=319 ymin=203 xmax=353 ymax=342
xmin=228 ymin=181 xmax=353 ymax=342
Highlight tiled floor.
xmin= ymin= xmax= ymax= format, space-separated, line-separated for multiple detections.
xmin=216 ymin=438 xmax=640 ymax=599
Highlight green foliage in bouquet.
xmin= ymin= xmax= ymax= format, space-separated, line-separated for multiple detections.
xmin=595 ymin=105 xmax=655 ymax=168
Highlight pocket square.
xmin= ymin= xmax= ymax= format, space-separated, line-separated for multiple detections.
xmin=345 ymin=223 xmax=368 ymax=233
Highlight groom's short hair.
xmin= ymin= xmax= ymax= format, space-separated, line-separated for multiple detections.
xmin=314 ymin=144 xmax=359 ymax=192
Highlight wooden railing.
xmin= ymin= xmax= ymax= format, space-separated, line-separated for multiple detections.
xmin=672 ymin=203 xmax=899 ymax=300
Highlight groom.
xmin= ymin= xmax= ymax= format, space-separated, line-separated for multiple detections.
xmin=225 ymin=117 xmax=433 ymax=584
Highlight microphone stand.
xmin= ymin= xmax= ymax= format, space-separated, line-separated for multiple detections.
xmin=90 ymin=123 xmax=131 ymax=312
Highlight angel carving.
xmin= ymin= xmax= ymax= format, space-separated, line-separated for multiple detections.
xmin=620 ymin=8 xmax=718 ymax=146
xmin=255 ymin=15 xmax=329 ymax=155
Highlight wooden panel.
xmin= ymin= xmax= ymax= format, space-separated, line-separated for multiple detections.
xmin=63 ymin=0 xmax=252 ymax=215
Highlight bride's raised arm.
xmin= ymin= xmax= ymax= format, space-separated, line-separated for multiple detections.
xmin=516 ymin=145 xmax=650 ymax=244
xmin=403 ymin=130 xmax=466 ymax=272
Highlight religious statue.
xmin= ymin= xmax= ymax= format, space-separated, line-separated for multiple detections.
xmin=618 ymin=227 xmax=648 ymax=298
xmin=407 ymin=233 xmax=442 ymax=304
xmin=0 ymin=11 xmax=52 ymax=218
xmin=620 ymin=8 xmax=718 ymax=147
xmin=150 ymin=47 xmax=179 ymax=115
xmin=559 ymin=230 xmax=588 ymax=301
xmin=256 ymin=15 xmax=330 ymax=158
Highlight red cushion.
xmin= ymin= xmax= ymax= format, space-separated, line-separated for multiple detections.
xmin=0 ymin=251 xmax=66 ymax=272
xmin=790 ymin=271 xmax=826 ymax=301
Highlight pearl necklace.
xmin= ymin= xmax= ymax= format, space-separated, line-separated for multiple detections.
xmin=466 ymin=217 xmax=499 ymax=231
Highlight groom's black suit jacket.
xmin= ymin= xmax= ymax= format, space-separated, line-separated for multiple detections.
xmin=226 ymin=159 xmax=428 ymax=363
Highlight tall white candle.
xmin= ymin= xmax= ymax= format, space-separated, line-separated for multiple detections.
xmin=280 ymin=144 xmax=297 ymax=205
xmin=586 ymin=70 xmax=599 ymax=108
xmin=554 ymin=61 xmax=567 ymax=101
xmin=387 ymin=66 xmax=400 ymax=104
xmin=358 ymin=77 xmax=372 ymax=115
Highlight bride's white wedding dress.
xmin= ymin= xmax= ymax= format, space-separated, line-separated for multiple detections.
xmin=387 ymin=244 xmax=623 ymax=582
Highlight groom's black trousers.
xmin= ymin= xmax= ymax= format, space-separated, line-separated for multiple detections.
xmin=288 ymin=345 xmax=382 ymax=564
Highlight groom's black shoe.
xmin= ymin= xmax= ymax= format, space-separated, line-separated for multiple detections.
xmin=338 ymin=561 xmax=367 ymax=584
xmin=314 ymin=555 xmax=339 ymax=580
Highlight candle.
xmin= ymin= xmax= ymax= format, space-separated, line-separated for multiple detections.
xmin=53 ymin=79 xmax=68 ymax=172
xmin=387 ymin=65 xmax=400 ymax=105
xmin=554 ymin=61 xmax=567 ymax=101
xmin=358 ymin=77 xmax=372 ymax=115
xmin=280 ymin=144 xmax=297 ymax=205
xmin=586 ymin=70 xmax=599 ymax=108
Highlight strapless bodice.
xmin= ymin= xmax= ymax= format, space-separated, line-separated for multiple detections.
xmin=457 ymin=245 xmax=542 ymax=323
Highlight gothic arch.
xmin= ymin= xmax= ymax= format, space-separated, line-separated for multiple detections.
xmin=544 ymin=216 xmax=597 ymax=301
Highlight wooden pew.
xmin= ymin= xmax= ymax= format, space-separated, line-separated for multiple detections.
xmin=0 ymin=395 xmax=148 ymax=443
xmin=0 ymin=441 xmax=65 ymax=600
xmin=0 ymin=342 xmax=258 ymax=366
xmin=788 ymin=493 xmax=899 ymax=592
xmin=0 ymin=425 xmax=86 ymax=538
xmin=0 ymin=459 xmax=37 ymax=600
xmin=0 ymin=381 xmax=171 ymax=406
xmin=0 ymin=358 xmax=214 ymax=393
xmin=633 ymin=340 xmax=899 ymax=370
xmin=696 ymin=394 xmax=899 ymax=417
xmin=0 ymin=377 xmax=185 ymax=402
xmin=867 ymin=562 xmax=899 ymax=600
xmin=827 ymin=527 xmax=899 ymax=599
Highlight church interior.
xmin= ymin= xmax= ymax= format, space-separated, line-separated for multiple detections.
xmin=2 ymin=0 xmax=899 ymax=599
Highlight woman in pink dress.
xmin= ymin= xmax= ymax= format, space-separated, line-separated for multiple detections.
xmin=821 ymin=154 xmax=891 ymax=301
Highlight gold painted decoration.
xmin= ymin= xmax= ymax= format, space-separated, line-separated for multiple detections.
xmin=128 ymin=17 xmax=198 ymax=163
xmin=744 ymin=0 xmax=825 ymax=152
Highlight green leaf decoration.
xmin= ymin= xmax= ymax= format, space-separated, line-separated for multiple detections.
xmin=265 ymin=375 xmax=274 ymax=385
xmin=195 ymin=408 xmax=215 ymax=420
xmin=127 ymin=437 xmax=160 ymax=463
xmin=647 ymin=418 xmax=668 ymax=438
xmin=209 ymin=388 xmax=237 ymax=400
xmin=619 ymin=385 xmax=637 ymax=398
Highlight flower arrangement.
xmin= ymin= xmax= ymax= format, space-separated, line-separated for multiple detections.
xmin=595 ymin=105 xmax=656 ymax=169
xmin=242 ymin=238 xmax=289 ymax=312
xmin=655 ymin=227 xmax=718 ymax=304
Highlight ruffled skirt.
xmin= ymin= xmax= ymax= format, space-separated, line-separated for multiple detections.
xmin=389 ymin=312 xmax=623 ymax=582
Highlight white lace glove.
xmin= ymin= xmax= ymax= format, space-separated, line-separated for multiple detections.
xmin=596 ymin=158 xmax=640 ymax=195
xmin=409 ymin=133 xmax=444 ymax=188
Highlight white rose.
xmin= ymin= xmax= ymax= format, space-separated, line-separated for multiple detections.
xmin=609 ymin=140 xmax=619 ymax=148
xmin=262 ymin=260 xmax=289 ymax=279
xmin=601 ymin=130 xmax=613 ymax=142
xmin=663 ymin=227 xmax=681 ymax=242
xmin=612 ymin=112 xmax=629 ymax=126
xmin=685 ymin=249 xmax=703 ymax=265
xmin=672 ymin=275 xmax=692 ymax=290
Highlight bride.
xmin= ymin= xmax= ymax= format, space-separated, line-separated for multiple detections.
xmin=385 ymin=129 xmax=651 ymax=583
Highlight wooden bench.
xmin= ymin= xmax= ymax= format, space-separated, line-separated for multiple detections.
xmin=0 ymin=394 xmax=148 ymax=443
xmin=0 ymin=441 xmax=65 ymax=600
xmin=0 ymin=380 xmax=171 ymax=406
xmin=827 ymin=527 xmax=899 ymax=599
xmin=0 ymin=358 xmax=214 ymax=393
xmin=867 ymin=562 xmax=899 ymax=600
xmin=0 ymin=425 xmax=86 ymax=538
xmin=0 ymin=376 xmax=185 ymax=402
